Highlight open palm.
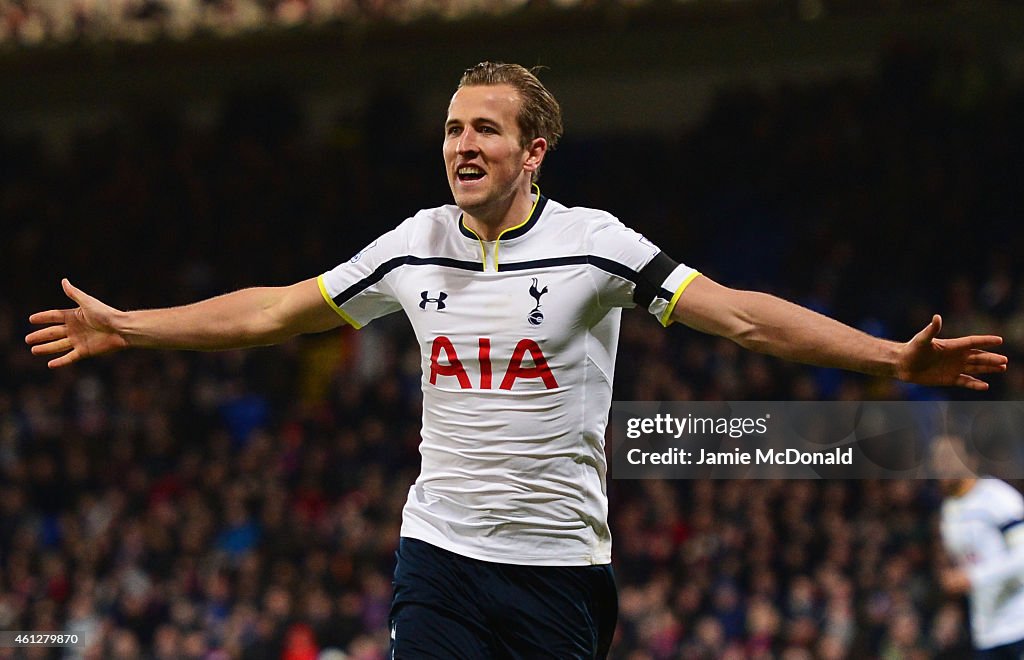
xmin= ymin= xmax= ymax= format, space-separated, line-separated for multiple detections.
xmin=25 ymin=279 xmax=128 ymax=368
xmin=897 ymin=315 xmax=1007 ymax=391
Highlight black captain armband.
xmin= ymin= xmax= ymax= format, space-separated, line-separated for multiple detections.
xmin=633 ymin=252 xmax=680 ymax=308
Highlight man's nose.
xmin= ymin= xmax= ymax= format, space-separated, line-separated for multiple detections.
xmin=457 ymin=129 xmax=478 ymax=154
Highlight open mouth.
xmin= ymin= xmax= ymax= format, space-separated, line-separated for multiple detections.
xmin=457 ymin=166 xmax=486 ymax=183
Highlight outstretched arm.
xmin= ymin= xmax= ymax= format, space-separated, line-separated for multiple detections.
xmin=26 ymin=277 xmax=343 ymax=369
xmin=671 ymin=275 xmax=1007 ymax=391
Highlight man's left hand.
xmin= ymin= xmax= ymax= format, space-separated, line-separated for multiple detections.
xmin=897 ymin=315 xmax=1007 ymax=391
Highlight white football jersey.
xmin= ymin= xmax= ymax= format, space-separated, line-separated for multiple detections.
xmin=940 ymin=478 xmax=1024 ymax=649
xmin=318 ymin=190 xmax=698 ymax=565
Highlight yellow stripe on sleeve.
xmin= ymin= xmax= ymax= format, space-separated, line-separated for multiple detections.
xmin=660 ymin=271 xmax=701 ymax=328
xmin=317 ymin=275 xmax=363 ymax=330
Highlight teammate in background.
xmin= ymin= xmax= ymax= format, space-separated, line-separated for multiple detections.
xmin=935 ymin=435 xmax=1024 ymax=659
xmin=26 ymin=63 xmax=1008 ymax=659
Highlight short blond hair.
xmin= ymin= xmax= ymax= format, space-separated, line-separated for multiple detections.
xmin=458 ymin=62 xmax=563 ymax=153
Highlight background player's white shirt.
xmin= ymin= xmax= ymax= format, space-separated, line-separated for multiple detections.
xmin=319 ymin=192 xmax=697 ymax=566
xmin=941 ymin=477 xmax=1024 ymax=649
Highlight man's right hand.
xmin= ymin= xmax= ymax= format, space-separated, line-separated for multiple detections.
xmin=25 ymin=278 xmax=129 ymax=368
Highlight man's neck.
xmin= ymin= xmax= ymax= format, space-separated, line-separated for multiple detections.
xmin=463 ymin=187 xmax=536 ymax=241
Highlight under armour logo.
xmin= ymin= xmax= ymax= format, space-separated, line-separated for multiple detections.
xmin=528 ymin=278 xmax=548 ymax=326
xmin=420 ymin=291 xmax=448 ymax=310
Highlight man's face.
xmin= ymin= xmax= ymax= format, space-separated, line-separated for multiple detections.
xmin=443 ymin=84 xmax=537 ymax=217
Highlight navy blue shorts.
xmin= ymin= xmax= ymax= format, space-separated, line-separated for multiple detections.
xmin=389 ymin=537 xmax=618 ymax=659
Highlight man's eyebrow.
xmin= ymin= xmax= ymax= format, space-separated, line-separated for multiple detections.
xmin=445 ymin=117 xmax=500 ymax=128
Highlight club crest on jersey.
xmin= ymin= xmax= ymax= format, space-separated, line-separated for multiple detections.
xmin=528 ymin=278 xmax=548 ymax=326
xmin=420 ymin=291 xmax=448 ymax=310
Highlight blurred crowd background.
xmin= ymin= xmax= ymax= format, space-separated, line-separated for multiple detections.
xmin=1 ymin=0 xmax=519 ymax=46
xmin=4 ymin=1 xmax=1024 ymax=658
xmin=0 ymin=0 xmax=995 ymax=47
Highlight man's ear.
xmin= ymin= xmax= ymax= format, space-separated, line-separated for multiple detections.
xmin=523 ymin=137 xmax=548 ymax=175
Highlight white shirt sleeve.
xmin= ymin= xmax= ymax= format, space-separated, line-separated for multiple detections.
xmin=317 ymin=219 xmax=410 ymax=329
xmin=586 ymin=211 xmax=700 ymax=326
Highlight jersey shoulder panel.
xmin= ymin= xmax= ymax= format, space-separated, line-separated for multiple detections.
xmin=318 ymin=205 xmax=460 ymax=327
xmin=402 ymin=204 xmax=462 ymax=252
xmin=546 ymin=201 xmax=698 ymax=321
xmin=575 ymin=206 xmax=660 ymax=269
